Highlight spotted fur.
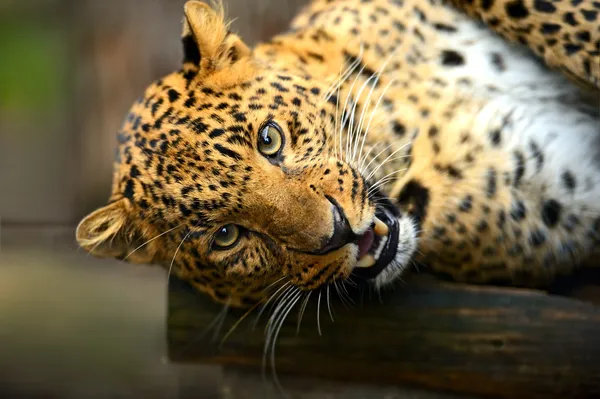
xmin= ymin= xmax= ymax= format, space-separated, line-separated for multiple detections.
xmin=77 ymin=0 xmax=600 ymax=307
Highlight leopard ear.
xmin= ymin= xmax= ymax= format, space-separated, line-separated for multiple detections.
xmin=76 ymin=198 xmax=159 ymax=265
xmin=182 ymin=1 xmax=251 ymax=73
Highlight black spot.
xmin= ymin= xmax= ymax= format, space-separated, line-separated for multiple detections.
xmin=488 ymin=17 xmax=501 ymax=27
xmin=459 ymin=195 xmax=473 ymax=212
xmin=490 ymin=52 xmax=506 ymax=72
xmin=440 ymin=50 xmax=465 ymax=66
xmin=130 ymin=165 xmax=140 ymax=178
xmin=529 ymin=229 xmax=546 ymax=247
xmin=489 ymin=129 xmax=501 ymax=146
xmin=123 ymin=179 xmax=134 ymax=200
xmin=209 ymin=128 xmax=225 ymax=139
xmin=307 ymin=51 xmax=325 ymax=62
xmin=270 ymin=82 xmax=289 ymax=92
xmin=191 ymin=119 xmax=209 ymax=134
xmin=184 ymin=97 xmax=196 ymax=108
xmin=563 ymin=12 xmax=578 ymax=26
xmin=227 ymin=46 xmax=240 ymax=63
xmin=564 ymin=43 xmax=583 ymax=55
xmin=505 ymin=0 xmax=530 ymax=19
xmin=483 ymin=246 xmax=496 ymax=256
xmin=561 ymin=171 xmax=577 ymax=192
xmin=182 ymin=35 xmax=201 ymax=65
xmin=447 ymin=165 xmax=462 ymax=179
xmin=232 ymin=112 xmax=247 ymax=122
xmin=167 ymin=89 xmax=180 ymax=103
xmin=529 ymin=141 xmax=544 ymax=172
xmin=534 ymin=0 xmax=556 ymax=13
xmin=392 ymin=121 xmax=406 ymax=136
xmin=397 ymin=179 xmax=430 ymax=227
xmin=513 ymin=151 xmax=525 ymax=187
xmin=575 ymin=31 xmax=591 ymax=42
xmin=481 ymin=0 xmax=494 ymax=10
xmin=432 ymin=226 xmax=446 ymax=239
xmin=428 ymin=126 xmax=439 ymax=137
xmin=433 ymin=23 xmax=457 ymax=33
xmin=497 ymin=209 xmax=506 ymax=227
xmin=486 ymin=168 xmax=497 ymax=198
xmin=179 ymin=203 xmax=193 ymax=218
xmin=214 ymin=144 xmax=242 ymax=160
xmin=310 ymin=87 xmax=321 ymax=95
xmin=540 ymin=23 xmax=561 ymax=34
xmin=581 ymin=9 xmax=598 ymax=21
xmin=541 ymin=199 xmax=562 ymax=227
xmin=510 ymin=200 xmax=526 ymax=221
xmin=477 ymin=220 xmax=489 ymax=232
xmin=563 ymin=214 xmax=580 ymax=232
xmin=508 ymin=244 xmax=523 ymax=257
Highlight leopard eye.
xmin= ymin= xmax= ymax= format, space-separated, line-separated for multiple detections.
xmin=258 ymin=122 xmax=283 ymax=157
xmin=213 ymin=224 xmax=240 ymax=249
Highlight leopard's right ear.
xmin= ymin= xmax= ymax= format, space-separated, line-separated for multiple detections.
xmin=181 ymin=1 xmax=251 ymax=75
xmin=76 ymin=198 xmax=160 ymax=265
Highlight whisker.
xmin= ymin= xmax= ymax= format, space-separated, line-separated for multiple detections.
xmin=357 ymin=78 xmax=398 ymax=171
xmin=347 ymin=69 xmax=381 ymax=166
xmin=296 ymin=291 xmax=312 ymax=334
xmin=252 ymin=281 xmax=292 ymax=330
xmin=322 ymin=43 xmax=365 ymax=102
xmin=265 ymin=285 xmax=298 ymax=338
xmin=316 ymin=290 xmax=323 ymax=336
xmin=339 ymin=280 xmax=355 ymax=305
xmin=340 ymin=50 xmax=368 ymax=162
xmin=365 ymin=142 xmax=410 ymax=181
xmin=123 ymin=223 xmax=184 ymax=261
xmin=263 ymin=288 xmax=302 ymax=397
xmin=352 ymin=49 xmax=399 ymax=164
xmin=367 ymin=168 xmax=408 ymax=194
xmin=360 ymin=142 xmax=395 ymax=175
xmin=326 ymin=285 xmax=335 ymax=322
xmin=167 ymin=228 xmax=194 ymax=281
xmin=220 ymin=299 xmax=263 ymax=345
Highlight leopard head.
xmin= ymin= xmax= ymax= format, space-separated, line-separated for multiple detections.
xmin=76 ymin=1 xmax=417 ymax=307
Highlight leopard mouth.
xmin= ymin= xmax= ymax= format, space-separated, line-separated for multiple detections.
xmin=352 ymin=205 xmax=401 ymax=280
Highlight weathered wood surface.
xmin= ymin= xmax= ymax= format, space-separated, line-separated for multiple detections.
xmin=168 ymin=274 xmax=600 ymax=399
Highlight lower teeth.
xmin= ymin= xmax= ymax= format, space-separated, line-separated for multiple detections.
xmin=356 ymin=254 xmax=376 ymax=268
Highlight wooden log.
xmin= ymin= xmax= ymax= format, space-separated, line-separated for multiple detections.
xmin=167 ymin=274 xmax=600 ymax=399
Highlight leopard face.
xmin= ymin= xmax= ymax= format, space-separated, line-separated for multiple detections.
xmin=76 ymin=1 xmax=417 ymax=307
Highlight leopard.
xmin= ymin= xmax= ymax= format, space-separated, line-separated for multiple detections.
xmin=76 ymin=0 xmax=600 ymax=308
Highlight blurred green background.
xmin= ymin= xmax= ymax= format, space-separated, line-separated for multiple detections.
xmin=0 ymin=1 xmax=306 ymax=397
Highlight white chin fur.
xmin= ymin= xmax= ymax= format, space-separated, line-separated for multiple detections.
xmin=372 ymin=215 xmax=418 ymax=290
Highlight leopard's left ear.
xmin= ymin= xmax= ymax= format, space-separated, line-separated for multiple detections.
xmin=182 ymin=1 xmax=251 ymax=74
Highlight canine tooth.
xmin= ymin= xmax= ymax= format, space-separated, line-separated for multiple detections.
xmin=356 ymin=254 xmax=376 ymax=268
xmin=373 ymin=217 xmax=389 ymax=236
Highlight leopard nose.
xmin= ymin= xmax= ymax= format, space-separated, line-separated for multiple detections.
xmin=312 ymin=196 xmax=356 ymax=255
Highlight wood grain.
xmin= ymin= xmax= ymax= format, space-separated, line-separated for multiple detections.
xmin=167 ymin=274 xmax=600 ymax=399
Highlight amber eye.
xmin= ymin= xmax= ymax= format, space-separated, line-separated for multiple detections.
xmin=213 ymin=224 xmax=240 ymax=249
xmin=258 ymin=122 xmax=283 ymax=157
